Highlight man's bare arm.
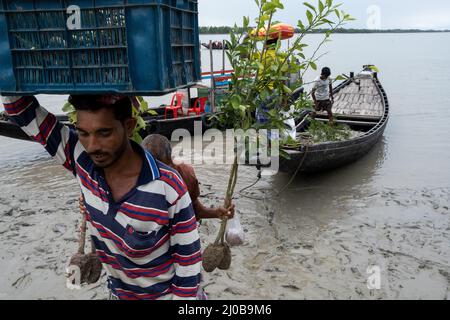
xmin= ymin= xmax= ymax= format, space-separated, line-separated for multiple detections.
xmin=311 ymin=88 xmax=317 ymax=104
xmin=1 ymin=96 xmax=78 ymax=175
xmin=193 ymin=199 xmax=235 ymax=220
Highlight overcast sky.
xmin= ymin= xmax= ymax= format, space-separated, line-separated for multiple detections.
xmin=198 ymin=0 xmax=450 ymax=30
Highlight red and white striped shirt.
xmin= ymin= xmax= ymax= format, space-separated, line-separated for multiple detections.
xmin=2 ymin=96 xmax=202 ymax=300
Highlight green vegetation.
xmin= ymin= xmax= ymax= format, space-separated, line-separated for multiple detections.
xmin=200 ymin=26 xmax=450 ymax=34
xmin=203 ymin=0 xmax=354 ymax=273
xmin=306 ymin=118 xmax=351 ymax=143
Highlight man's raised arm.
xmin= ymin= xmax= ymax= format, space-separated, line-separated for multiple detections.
xmin=1 ymin=96 xmax=79 ymax=175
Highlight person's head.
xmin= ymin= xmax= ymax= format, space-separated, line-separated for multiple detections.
xmin=266 ymin=38 xmax=278 ymax=47
xmin=141 ymin=134 xmax=173 ymax=165
xmin=321 ymin=67 xmax=331 ymax=79
xmin=69 ymin=95 xmax=137 ymax=168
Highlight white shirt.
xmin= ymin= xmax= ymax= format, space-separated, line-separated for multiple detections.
xmin=312 ymin=76 xmax=331 ymax=101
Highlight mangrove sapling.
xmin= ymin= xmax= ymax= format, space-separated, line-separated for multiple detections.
xmin=203 ymin=0 xmax=353 ymax=273
xmin=202 ymin=156 xmax=238 ymax=272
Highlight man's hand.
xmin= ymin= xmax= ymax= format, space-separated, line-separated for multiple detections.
xmin=215 ymin=204 xmax=235 ymax=220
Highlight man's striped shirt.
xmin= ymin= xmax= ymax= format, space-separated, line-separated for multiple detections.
xmin=2 ymin=96 xmax=202 ymax=300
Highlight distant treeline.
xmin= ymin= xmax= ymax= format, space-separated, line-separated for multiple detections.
xmin=199 ymin=26 xmax=450 ymax=34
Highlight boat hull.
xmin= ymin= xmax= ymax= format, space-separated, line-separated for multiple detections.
xmin=280 ymin=71 xmax=390 ymax=174
xmin=0 ymin=119 xmax=31 ymax=141
xmin=280 ymin=119 xmax=387 ymax=173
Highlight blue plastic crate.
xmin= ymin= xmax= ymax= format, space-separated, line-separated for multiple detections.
xmin=0 ymin=0 xmax=200 ymax=95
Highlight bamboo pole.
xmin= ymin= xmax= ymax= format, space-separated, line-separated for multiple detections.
xmin=222 ymin=39 xmax=226 ymax=75
xmin=209 ymin=40 xmax=216 ymax=113
xmin=78 ymin=196 xmax=87 ymax=255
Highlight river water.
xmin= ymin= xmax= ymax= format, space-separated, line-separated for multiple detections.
xmin=0 ymin=33 xmax=449 ymax=300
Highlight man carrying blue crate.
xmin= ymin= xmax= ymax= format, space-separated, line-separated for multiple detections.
xmin=1 ymin=94 xmax=202 ymax=300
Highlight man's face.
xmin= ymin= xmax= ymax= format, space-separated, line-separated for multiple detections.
xmin=76 ymin=108 xmax=135 ymax=168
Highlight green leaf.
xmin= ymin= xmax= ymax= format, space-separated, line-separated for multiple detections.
xmin=279 ymin=149 xmax=291 ymax=160
xmin=309 ymin=61 xmax=317 ymax=70
xmin=334 ymin=74 xmax=347 ymax=81
xmin=318 ymin=0 xmax=324 ymax=13
xmin=137 ymin=117 xmax=146 ymax=129
xmin=237 ymin=105 xmax=246 ymax=117
xmin=306 ymin=10 xmax=314 ymax=25
xmin=262 ymin=2 xmax=277 ymax=12
xmin=282 ymin=84 xmax=292 ymax=93
xmin=62 ymin=102 xmax=75 ymax=113
xmin=297 ymin=20 xmax=306 ymax=31
xmin=230 ymin=95 xmax=242 ymax=108
xmin=260 ymin=14 xmax=271 ymax=23
xmin=148 ymin=109 xmax=158 ymax=116
xmin=243 ymin=16 xmax=250 ymax=28
xmin=334 ymin=9 xmax=340 ymax=19
xmin=303 ymin=2 xmax=317 ymax=13
xmin=344 ymin=13 xmax=355 ymax=21
xmin=368 ymin=65 xmax=380 ymax=73
xmin=131 ymin=132 xmax=143 ymax=145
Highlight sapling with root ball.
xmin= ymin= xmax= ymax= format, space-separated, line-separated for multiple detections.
xmin=203 ymin=0 xmax=354 ymax=273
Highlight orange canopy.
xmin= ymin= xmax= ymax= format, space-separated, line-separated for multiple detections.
xmin=251 ymin=23 xmax=295 ymax=41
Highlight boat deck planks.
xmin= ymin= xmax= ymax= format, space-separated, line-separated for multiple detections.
xmin=332 ymin=75 xmax=383 ymax=117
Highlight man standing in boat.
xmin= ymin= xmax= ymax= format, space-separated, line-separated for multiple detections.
xmin=311 ymin=67 xmax=334 ymax=123
xmin=1 ymin=95 xmax=202 ymax=300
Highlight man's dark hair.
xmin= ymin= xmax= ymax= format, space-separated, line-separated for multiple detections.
xmin=321 ymin=67 xmax=331 ymax=77
xmin=69 ymin=95 xmax=133 ymax=122
xmin=266 ymin=38 xmax=278 ymax=46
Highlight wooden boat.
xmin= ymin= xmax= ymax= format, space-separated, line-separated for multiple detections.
xmin=142 ymin=107 xmax=210 ymax=138
xmin=279 ymin=67 xmax=389 ymax=174
xmin=201 ymin=42 xmax=229 ymax=50
xmin=0 ymin=105 xmax=210 ymax=142
xmin=1 ymin=67 xmax=388 ymax=176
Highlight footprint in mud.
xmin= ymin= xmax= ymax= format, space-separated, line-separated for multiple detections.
xmin=0 ymin=198 xmax=11 ymax=206
xmin=53 ymin=224 xmax=67 ymax=234
xmin=14 ymin=222 xmax=34 ymax=228
xmin=11 ymin=272 xmax=32 ymax=289
xmin=3 ymin=208 xmax=13 ymax=217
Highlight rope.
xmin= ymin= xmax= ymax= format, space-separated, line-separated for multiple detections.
xmin=238 ymin=142 xmax=311 ymax=201
xmin=238 ymin=170 xmax=262 ymax=194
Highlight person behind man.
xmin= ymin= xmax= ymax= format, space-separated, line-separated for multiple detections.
xmin=142 ymin=134 xmax=235 ymax=221
xmin=1 ymin=95 xmax=201 ymax=300
xmin=311 ymin=67 xmax=334 ymax=123
xmin=254 ymin=38 xmax=279 ymax=141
